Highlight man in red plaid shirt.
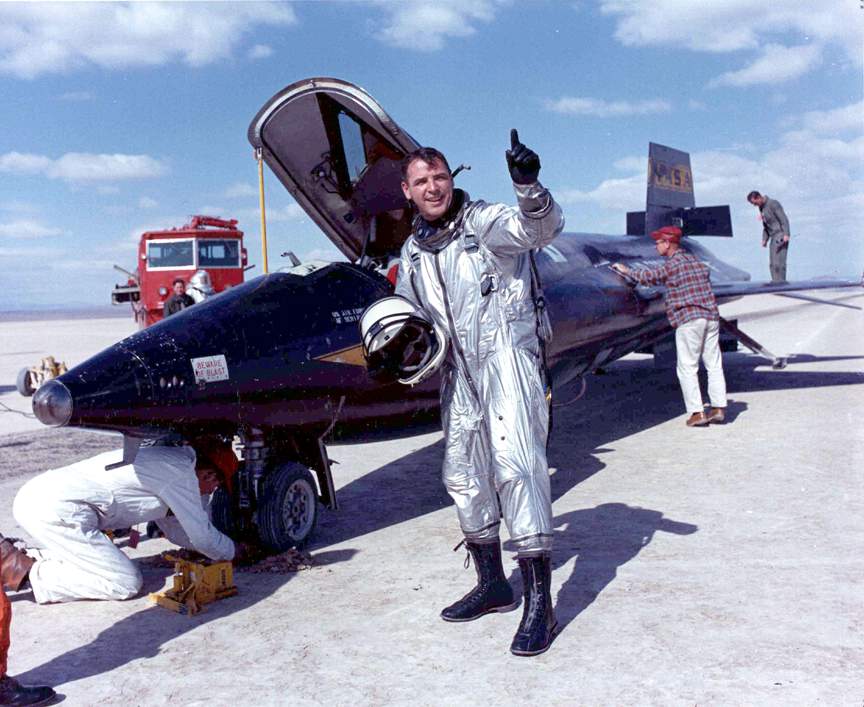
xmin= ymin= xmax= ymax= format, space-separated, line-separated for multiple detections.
xmin=612 ymin=226 xmax=727 ymax=427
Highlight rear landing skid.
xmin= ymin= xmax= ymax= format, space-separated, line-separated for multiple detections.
xmin=719 ymin=317 xmax=787 ymax=369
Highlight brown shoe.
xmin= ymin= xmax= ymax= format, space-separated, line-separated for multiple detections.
xmin=686 ymin=412 xmax=709 ymax=427
xmin=706 ymin=407 xmax=726 ymax=423
xmin=0 ymin=538 xmax=34 ymax=591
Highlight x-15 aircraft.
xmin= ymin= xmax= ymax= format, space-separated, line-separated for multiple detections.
xmin=31 ymin=78 xmax=859 ymax=552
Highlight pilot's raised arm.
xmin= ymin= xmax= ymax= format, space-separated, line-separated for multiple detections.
xmin=471 ymin=130 xmax=564 ymax=255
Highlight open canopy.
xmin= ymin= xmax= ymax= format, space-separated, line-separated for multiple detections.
xmin=248 ymin=78 xmax=421 ymax=263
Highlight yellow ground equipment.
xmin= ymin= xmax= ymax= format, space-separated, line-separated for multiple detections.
xmin=16 ymin=356 xmax=68 ymax=397
xmin=149 ymin=554 xmax=237 ymax=615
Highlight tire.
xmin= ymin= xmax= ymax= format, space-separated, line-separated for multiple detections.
xmin=16 ymin=368 xmax=35 ymax=397
xmin=211 ymin=485 xmax=242 ymax=540
xmin=256 ymin=462 xmax=318 ymax=552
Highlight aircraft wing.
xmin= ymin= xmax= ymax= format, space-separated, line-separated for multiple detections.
xmin=712 ymin=277 xmax=861 ymax=303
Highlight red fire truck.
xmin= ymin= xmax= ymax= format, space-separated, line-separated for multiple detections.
xmin=112 ymin=216 xmax=247 ymax=328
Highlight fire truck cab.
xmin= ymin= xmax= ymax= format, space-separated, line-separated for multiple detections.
xmin=112 ymin=215 xmax=246 ymax=328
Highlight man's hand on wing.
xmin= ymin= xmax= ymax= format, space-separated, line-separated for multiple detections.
xmin=505 ymin=129 xmax=541 ymax=185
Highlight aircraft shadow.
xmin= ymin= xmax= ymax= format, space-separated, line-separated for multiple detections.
xmin=14 ymin=548 xmax=356 ymax=687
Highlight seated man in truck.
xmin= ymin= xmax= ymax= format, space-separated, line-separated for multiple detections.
xmin=1 ymin=438 xmax=254 ymax=603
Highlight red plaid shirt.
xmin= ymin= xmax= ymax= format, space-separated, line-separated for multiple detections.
xmin=631 ymin=250 xmax=718 ymax=328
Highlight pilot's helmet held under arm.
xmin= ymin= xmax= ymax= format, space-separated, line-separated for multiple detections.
xmin=359 ymin=295 xmax=448 ymax=386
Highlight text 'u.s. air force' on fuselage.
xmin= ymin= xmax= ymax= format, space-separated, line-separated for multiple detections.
xmin=31 ymin=77 xmax=860 ymax=553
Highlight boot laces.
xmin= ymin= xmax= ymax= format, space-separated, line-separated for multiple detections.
xmin=451 ymin=539 xmax=472 ymax=569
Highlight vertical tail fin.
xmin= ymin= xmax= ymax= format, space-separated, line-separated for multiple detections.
xmin=627 ymin=142 xmax=732 ymax=237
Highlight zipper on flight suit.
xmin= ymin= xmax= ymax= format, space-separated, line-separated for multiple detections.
xmin=433 ymin=251 xmax=481 ymax=406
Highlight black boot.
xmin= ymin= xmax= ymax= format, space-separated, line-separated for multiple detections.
xmin=441 ymin=540 xmax=518 ymax=622
xmin=0 ymin=675 xmax=56 ymax=706
xmin=510 ymin=554 xmax=557 ymax=656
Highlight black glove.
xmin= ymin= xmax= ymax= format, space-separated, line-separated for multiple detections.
xmin=505 ymin=128 xmax=541 ymax=185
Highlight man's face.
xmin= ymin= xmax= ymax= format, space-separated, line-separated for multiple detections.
xmin=749 ymin=195 xmax=765 ymax=208
xmin=401 ymin=158 xmax=453 ymax=222
xmin=655 ymin=239 xmax=672 ymax=257
xmin=173 ymin=281 xmax=186 ymax=296
xmin=195 ymin=464 xmax=221 ymax=495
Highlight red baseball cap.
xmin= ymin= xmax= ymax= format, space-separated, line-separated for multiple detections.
xmin=650 ymin=225 xmax=682 ymax=243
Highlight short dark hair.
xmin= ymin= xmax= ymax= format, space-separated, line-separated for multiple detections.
xmin=746 ymin=190 xmax=762 ymax=202
xmin=401 ymin=147 xmax=451 ymax=181
xmin=172 ymin=277 xmax=186 ymax=286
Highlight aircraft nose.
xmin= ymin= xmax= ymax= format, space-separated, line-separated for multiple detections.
xmin=32 ymin=379 xmax=73 ymax=427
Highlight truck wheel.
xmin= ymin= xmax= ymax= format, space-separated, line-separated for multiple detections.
xmin=16 ymin=368 xmax=35 ymax=397
xmin=257 ymin=462 xmax=318 ymax=552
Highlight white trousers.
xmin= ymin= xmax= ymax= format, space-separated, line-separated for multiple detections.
xmin=12 ymin=478 xmax=142 ymax=604
xmin=675 ymin=318 xmax=727 ymax=414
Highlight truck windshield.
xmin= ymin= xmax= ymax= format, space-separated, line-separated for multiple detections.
xmin=147 ymin=240 xmax=194 ymax=268
xmin=198 ymin=239 xmax=240 ymax=267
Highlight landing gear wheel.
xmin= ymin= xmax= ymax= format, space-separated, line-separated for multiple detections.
xmin=211 ymin=486 xmax=243 ymax=540
xmin=16 ymin=368 xmax=34 ymax=397
xmin=257 ymin=463 xmax=318 ymax=553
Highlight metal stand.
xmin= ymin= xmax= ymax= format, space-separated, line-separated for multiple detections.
xmin=719 ymin=317 xmax=787 ymax=369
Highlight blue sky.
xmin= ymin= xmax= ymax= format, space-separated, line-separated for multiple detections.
xmin=0 ymin=0 xmax=861 ymax=309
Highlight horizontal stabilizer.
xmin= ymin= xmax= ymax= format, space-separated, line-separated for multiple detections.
xmin=627 ymin=205 xmax=731 ymax=237
xmin=626 ymin=211 xmax=645 ymax=236
xmin=679 ymin=205 xmax=732 ymax=237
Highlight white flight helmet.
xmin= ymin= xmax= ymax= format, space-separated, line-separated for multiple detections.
xmin=188 ymin=269 xmax=215 ymax=303
xmin=359 ymin=295 xmax=448 ymax=386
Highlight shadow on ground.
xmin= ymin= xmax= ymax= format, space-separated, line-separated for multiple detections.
xmin=14 ymin=548 xmax=356 ymax=687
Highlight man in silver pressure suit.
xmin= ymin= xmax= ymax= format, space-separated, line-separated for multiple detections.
xmin=395 ymin=130 xmax=564 ymax=656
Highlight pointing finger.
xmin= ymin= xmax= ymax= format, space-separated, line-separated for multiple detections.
xmin=510 ymin=128 xmax=520 ymax=150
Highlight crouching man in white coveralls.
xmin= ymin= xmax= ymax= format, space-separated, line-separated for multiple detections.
xmin=392 ymin=131 xmax=564 ymax=656
xmin=1 ymin=440 xmax=249 ymax=604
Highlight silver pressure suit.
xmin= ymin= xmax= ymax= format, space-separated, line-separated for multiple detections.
xmin=395 ymin=182 xmax=564 ymax=555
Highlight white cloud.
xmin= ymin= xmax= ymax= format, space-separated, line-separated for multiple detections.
xmin=546 ymin=96 xmax=671 ymax=117
xmin=224 ymin=182 xmax=258 ymax=199
xmin=0 ymin=3 xmax=296 ymax=79
xmin=708 ymin=44 xmax=821 ymax=88
xmin=58 ymin=90 xmax=94 ymax=102
xmin=688 ymin=99 xmax=707 ymax=111
xmin=600 ymin=0 xmax=862 ymax=85
xmin=238 ymin=203 xmax=306 ymax=224
xmin=128 ymin=218 xmax=186 ymax=243
xmin=54 ymin=258 xmax=124 ymax=272
xmin=248 ymin=44 xmax=273 ymax=60
xmin=0 ymin=245 xmax=63 ymax=258
xmin=301 ymin=247 xmax=347 ymax=263
xmin=0 ymin=151 xmax=167 ymax=183
xmin=373 ymin=0 xmax=499 ymax=51
xmin=267 ymin=204 xmax=307 ymax=222
xmin=138 ymin=196 xmax=158 ymax=209
xmin=0 ymin=152 xmax=52 ymax=174
xmin=0 ymin=219 xmax=63 ymax=238
xmin=555 ymin=175 xmax=645 ymax=210
xmin=793 ymin=101 xmax=864 ymax=135
xmin=0 ymin=199 xmax=39 ymax=214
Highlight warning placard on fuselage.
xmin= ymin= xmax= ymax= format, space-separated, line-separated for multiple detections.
xmin=191 ymin=355 xmax=230 ymax=383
